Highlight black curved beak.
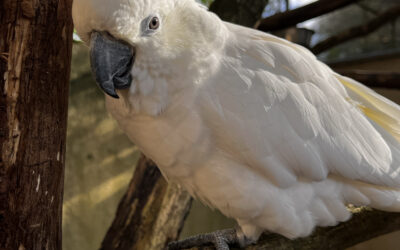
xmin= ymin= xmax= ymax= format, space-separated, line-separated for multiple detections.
xmin=89 ymin=32 xmax=135 ymax=98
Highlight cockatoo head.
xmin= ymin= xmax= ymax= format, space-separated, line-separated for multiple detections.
xmin=73 ymin=0 xmax=224 ymax=113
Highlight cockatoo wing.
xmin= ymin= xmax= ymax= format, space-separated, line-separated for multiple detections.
xmin=200 ymin=22 xmax=400 ymax=189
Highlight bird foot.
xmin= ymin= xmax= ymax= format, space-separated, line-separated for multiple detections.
xmin=167 ymin=228 xmax=244 ymax=250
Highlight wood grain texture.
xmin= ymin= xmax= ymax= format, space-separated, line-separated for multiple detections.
xmin=100 ymin=155 xmax=192 ymax=250
xmin=0 ymin=0 xmax=73 ymax=249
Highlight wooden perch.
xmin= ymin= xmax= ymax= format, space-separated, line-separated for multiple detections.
xmin=311 ymin=5 xmax=400 ymax=54
xmin=356 ymin=2 xmax=380 ymax=16
xmin=255 ymin=0 xmax=359 ymax=32
xmin=100 ymin=155 xmax=192 ymax=250
xmin=185 ymin=208 xmax=400 ymax=250
xmin=336 ymin=70 xmax=400 ymax=89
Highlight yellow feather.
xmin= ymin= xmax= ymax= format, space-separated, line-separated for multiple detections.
xmin=337 ymin=76 xmax=400 ymax=142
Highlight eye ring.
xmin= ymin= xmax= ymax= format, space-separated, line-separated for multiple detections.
xmin=149 ymin=16 xmax=160 ymax=30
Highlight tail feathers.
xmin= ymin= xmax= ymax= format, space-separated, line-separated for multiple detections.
xmin=309 ymin=177 xmax=400 ymax=233
xmin=310 ymin=198 xmax=350 ymax=227
xmin=368 ymin=112 xmax=400 ymax=184
xmin=342 ymin=177 xmax=400 ymax=212
xmin=247 ymin=176 xmax=400 ymax=239
xmin=337 ymin=74 xmax=400 ymax=190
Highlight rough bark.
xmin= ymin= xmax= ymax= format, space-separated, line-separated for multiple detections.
xmin=336 ymin=70 xmax=400 ymax=89
xmin=255 ymin=0 xmax=359 ymax=32
xmin=0 ymin=0 xmax=73 ymax=249
xmin=100 ymin=155 xmax=192 ymax=250
xmin=311 ymin=5 xmax=400 ymax=54
xmin=185 ymin=208 xmax=400 ymax=250
xmin=209 ymin=0 xmax=269 ymax=27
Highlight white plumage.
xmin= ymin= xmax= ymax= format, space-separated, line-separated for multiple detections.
xmin=73 ymin=0 xmax=400 ymax=241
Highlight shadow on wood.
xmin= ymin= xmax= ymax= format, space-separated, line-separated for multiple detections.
xmin=101 ymin=155 xmax=192 ymax=250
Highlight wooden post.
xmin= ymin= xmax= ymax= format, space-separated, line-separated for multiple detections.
xmin=0 ymin=0 xmax=73 ymax=249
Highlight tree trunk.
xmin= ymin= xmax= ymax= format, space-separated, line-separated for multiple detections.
xmin=101 ymin=155 xmax=192 ymax=250
xmin=0 ymin=0 xmax=73 ymax=249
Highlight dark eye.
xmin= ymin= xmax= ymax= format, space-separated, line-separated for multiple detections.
xmin=149 ymin=17 xmax=160 ymax=30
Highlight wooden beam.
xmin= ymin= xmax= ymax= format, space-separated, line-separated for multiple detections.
xmin=311 ymin=5 xmax=400 ymax=54
xmin=255 ymin=0 xmax=359 ymax=32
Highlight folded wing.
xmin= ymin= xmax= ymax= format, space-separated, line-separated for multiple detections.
xmin=205 ymin=22 xmax=400 ymax=188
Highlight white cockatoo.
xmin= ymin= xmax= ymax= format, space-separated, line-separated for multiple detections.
xmin=73 ymin=0 xmax=400 ymax=248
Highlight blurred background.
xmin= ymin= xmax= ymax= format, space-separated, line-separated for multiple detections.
xmin=64 ymin=0 xmax=400 ymax=249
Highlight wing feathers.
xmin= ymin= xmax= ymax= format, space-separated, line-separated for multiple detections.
xmin=337 ymin=75 xmax=400 ymax=143
xmin=216 ymin=22 xmax=400 ymax=188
